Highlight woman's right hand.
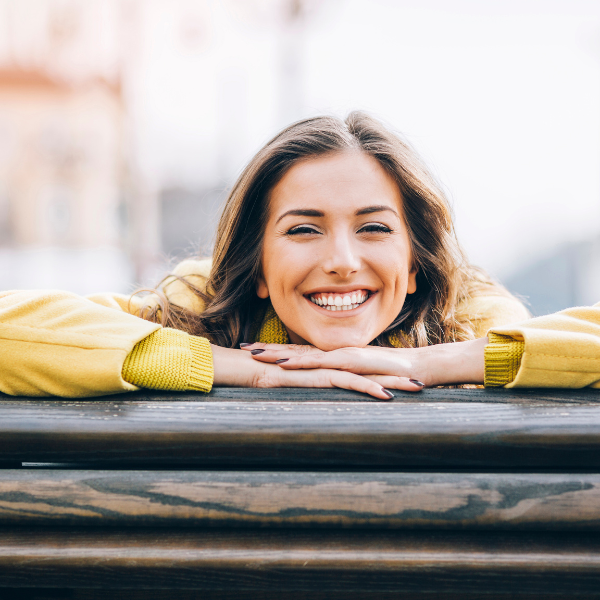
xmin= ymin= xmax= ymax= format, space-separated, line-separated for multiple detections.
xmin=210 ymin=344 xmax=421 ymax=400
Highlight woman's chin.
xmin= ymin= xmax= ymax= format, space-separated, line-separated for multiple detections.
xmin=307 ymin=333 xmax=372 ymax=352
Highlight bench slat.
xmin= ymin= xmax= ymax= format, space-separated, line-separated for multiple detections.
xmin=1 ymin=470 xmax=600 ymax=529
xmin=0 ymin=390 xmax=600 ymax=466
xmin=0 ymin=528 xmax=600 ymax=593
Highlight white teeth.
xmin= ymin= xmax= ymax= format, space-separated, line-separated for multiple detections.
xmin=309 ymin=291 xmax=370 ymax=311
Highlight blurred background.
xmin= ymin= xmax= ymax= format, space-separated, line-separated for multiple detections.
xmin=0 ymin=0 xmax=599 ymax=315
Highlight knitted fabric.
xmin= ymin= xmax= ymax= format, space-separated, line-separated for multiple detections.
xmin=484 ymin=331 xmax=525 ymax=387
xmin=122 ymin=327 xmax=213 ymax=393
xmin=256 ymin=304 xmax=291 ymax=344
xmin=255 ymin=302 xmax=407 ymax=348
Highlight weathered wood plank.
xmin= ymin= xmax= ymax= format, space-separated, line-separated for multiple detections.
xmin=0 ymin=528 xmax=600 ymax=593
xmin=15 ymin=387 xmax=597 ymax=404
xmin=1 ymin=387 xmax=599 ymax=407
xmin=3 ymin=590 xmax=599 ymax=600
xmin=206 ymin=387 xmax=600 ymax=404
xmin=1 ymin=393 xmax=600 ymax=466
xmin=1 ymin=470 xmax=600 ymax=530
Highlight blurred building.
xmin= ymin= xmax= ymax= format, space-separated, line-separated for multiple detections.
xmin=0 ymin=0 xmax=160 ymax=293
xmin=0 ymin=0 xmax=312 ymax=292
xmin=0 ymin=69 xmax=124 ymax=248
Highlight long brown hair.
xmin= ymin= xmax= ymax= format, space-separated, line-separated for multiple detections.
xmin=144 ymin=112 xmax=512 ymax=348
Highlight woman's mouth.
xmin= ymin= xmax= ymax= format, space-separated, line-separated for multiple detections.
xmin=307 ymin=290 xmax=371 ymax=311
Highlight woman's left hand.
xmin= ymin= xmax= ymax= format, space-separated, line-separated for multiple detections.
xmin=240 ymin=337 xmax=488 ymax=389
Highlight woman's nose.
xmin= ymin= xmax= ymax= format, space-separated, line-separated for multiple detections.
xmin=321 ymin=235 xmax=361 ymax=278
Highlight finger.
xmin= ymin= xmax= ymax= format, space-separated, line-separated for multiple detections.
xmin=248 ymin=345 xmax=324 ymax=361
xmin=274 ymin=347 xmax=411 ymax=376
xmin=240 ymin=342 xmax=320 ymax=355
xmin=363 ymin=375 xmax=425 ymax=392
xmin=328 ymin=370 xmax=396 ymax=400
xmin=264 ymin=365 xmax=396 ymax=401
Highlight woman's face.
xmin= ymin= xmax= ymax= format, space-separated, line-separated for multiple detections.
xmin=258 ymin=150 xmax=417 ymax=351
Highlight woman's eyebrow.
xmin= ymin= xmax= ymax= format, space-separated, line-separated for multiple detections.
xmin=356 ymin=205 xmax=400 ymax=218
xmin=275 ymin=205 xmax=399 ymax=224
xmin=276 ymin=209 xmax=324 ymax=224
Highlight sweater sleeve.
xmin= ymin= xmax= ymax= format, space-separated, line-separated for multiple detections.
xmin=0 ymin=259 xmax=216 ymax=397
xmin=484 ymin=302 xmax=600 ymax=388
xmin=0 ymin=289 xmax=161 ymax=397
xmin=122 ymin=328 xmax=213 ymax=393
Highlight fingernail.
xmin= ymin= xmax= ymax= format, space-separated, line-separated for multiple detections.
xmin=251 ymin=349 xmax=265 ymax=355
xmin=410 ymin=379 xmax=425 ymax=387
xmin=275 ymin=358 xmax=289 ymax=364
xmin=240 ymin=343 xmax=253 ymax=348
xmin=381 ymin=388 xmax=394 ymax=400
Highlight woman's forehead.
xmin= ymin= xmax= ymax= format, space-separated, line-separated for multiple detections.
xmin=269 ymin=151 xmax=403 ymax=217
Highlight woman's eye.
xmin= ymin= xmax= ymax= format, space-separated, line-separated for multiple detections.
xmin=287 ymin=225 xmax=321 ymax=235
xmin=358 ymin=223 xmax=392 ymax=234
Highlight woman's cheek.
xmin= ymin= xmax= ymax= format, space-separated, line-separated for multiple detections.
xmin=272 ymin=242 xmax=312 ymax=300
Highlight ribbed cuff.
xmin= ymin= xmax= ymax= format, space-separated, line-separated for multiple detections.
xmin=484 ymin=332 xmax=525 ymax=387
xmin=122 ymin=328 xmax=214 ymax=393
xmin=187 ymin=335 xmax=214 ymax=392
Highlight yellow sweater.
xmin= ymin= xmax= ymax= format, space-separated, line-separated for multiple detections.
xmin=0 ymin=258 xmax=540 ymax=397
xmin=484 ymin=302 xmax=600 ymax=388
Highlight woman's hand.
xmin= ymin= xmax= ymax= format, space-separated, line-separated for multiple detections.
xmin=240 ymin=337 xmax=488 ymax=388
xmin=211 ymin=344 xmax=423 ymax=400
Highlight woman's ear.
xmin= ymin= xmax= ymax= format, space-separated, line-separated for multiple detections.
xmin=407 ymin=266 xmax=418 ymax=295
xmin=256 ymin=276 xmax=270 ymax=299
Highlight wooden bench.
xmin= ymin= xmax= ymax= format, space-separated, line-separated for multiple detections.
xmin=1 ymin=387 xmax=600 ymax=599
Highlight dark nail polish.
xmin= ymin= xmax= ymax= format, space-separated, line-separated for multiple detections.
xmin=275 ymin=358 xmax=289 ymax=364
xmin=381 ymin=388 xmax=394 ymax=400
xmin=251 ymin=349 xmax=265 ymax=355
xmin=240 ymin=343 xmax=253 ymax=348
xmin=410 ymin=379 xmax=425 ymax=387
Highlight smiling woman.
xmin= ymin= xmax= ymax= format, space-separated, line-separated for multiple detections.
xmin=0 ymin=113 xmax=532 ymax=399
xmin=127 ymin=113 xmax=530 ymax=399
xmin=258 ymin=151 xmax=418 ymax=351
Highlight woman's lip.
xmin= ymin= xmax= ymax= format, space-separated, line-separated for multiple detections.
xmin=305 ymin=291 xmax=377 ymax=317
xmin=304 ymin=287 xmax=376 ymax=296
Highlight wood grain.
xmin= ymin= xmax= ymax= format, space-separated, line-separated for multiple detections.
xmin=90 ymin=386 xmax=600 ymax=404
xmin=0 ymin=389 xmax=599 ymax=594
xmin=1 ymin=470 xmax=600 ymax=530
xmin=4 ymin=590 xmax=600 ymax=600
xmin=0 ymin=528 xmax=599 ymax=593
xmin=0 ymin=390 xmax=599 ymax=467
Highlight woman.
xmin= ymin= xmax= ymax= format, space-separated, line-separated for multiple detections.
xmin=0 ymin=112 xmax=529 ymax=398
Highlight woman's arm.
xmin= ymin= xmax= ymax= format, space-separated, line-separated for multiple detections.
xmin=211 ymin=344 xmax=423 ymax=399
xmin=484 ymin=302 xmax=600 ymax=388
xmin=247 ymin=302 xmax=600 ymax=390
xmin=243 ymin=338 xmax=487 ymax=388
